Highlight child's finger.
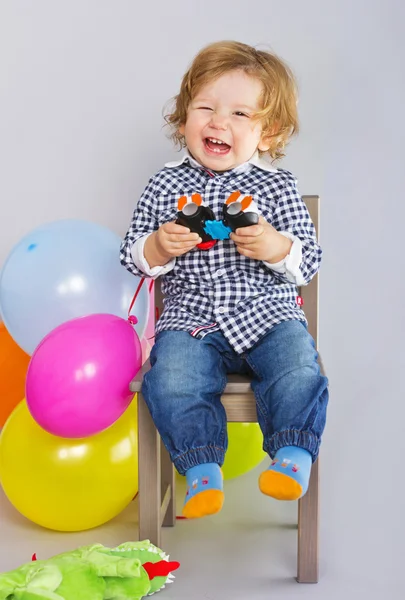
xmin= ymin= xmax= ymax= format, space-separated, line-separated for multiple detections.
xmin=163 ymin=221 xmax=192 ymax=235
xmin=167 ymin=232 xmax=200 ymax=243
xmin=170 ymin=238 xmax=201 ymax=248
xmin=234 ymin=224 xmax=263 ymax=237
xmin=231 ymin=233 xmax=258 ymax=245
xmin=170 ymin=233 xmax=200 ymax=244
xmin=236 ymin=245 xmax=255 ymax=257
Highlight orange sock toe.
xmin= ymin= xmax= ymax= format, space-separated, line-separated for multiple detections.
xmin=182 ymin=489 xmax=224 ymax=519
xmin=259 ymin=470 xmax=303 ymax=501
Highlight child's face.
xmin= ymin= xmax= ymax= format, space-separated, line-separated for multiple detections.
xmin=179 ymin=70 xmax=269 ymax=172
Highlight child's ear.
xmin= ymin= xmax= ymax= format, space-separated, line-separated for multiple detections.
xmin=259 ymin=122 xmax=280 ymax=152
xmin=179 ymin=123 xmax=185 ymax=136
xmin=258 ymin=135 xmax=271 ymax=152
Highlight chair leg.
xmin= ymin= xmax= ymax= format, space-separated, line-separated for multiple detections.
xmin=297 ymin=457 xmax=319 ymax=583
xmin=161 ymin=440 xmax=176 ymax=527
xmin=138 ymin=392 xmax=161 ymax=547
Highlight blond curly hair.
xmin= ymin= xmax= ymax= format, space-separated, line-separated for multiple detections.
xmin=164 ymin=40 xmax=299 ymax=161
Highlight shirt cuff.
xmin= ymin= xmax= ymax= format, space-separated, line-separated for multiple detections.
xmin=131 ymin=233 xmax=176 ymax=278
xmin=262 ymin=232 xmax=305 ymax=286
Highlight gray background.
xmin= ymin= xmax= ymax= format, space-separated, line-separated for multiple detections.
xmin=0 ymin=1 xmax=404 ymax=598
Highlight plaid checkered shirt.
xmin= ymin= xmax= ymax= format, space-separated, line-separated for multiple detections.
xmin=120 ymin=151 xmax=322 ymax=354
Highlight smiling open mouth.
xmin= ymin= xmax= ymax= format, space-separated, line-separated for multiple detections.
xmin=204 ymin=137 xmax=231 ymax=154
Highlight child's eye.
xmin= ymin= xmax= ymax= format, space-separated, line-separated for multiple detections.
xmin=234 ymin=111 xmax=249 ymax=118
xmin=198 ymin=106 xmax=213 ymax=111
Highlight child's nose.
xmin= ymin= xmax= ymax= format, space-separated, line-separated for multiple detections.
xmin=209 ymin=113 xmax=228 ymax=130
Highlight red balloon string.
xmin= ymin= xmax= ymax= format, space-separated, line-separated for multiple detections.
xmin=128 ymin=276 xmax=154 ymax=325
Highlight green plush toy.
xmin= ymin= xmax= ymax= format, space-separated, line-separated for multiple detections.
xmin=0 ymin=541 xmax=180 ymax=600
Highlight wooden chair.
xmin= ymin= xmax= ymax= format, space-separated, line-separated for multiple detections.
xmin=130 ymin=195 xmax=325 ymax=583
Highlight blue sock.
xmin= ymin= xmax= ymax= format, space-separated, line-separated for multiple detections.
xmin=182 ymin=463 xmax=224 ymax=519
xmin=259 ymin=446 xmax=312 ymax=500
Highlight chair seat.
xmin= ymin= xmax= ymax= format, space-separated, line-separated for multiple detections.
xmin=130 ymin=364 xmax=256 ymax=421
xmin=130 ymin=360 xmax=253 ymax=394
xmin=130 ymin=358 xmax=325 ymax=394
xmin=130 ymin=359 xmax=325 ymax=423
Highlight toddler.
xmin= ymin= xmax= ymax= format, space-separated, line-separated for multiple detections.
xmin=120 ymin=40 xmax=329 ymax=519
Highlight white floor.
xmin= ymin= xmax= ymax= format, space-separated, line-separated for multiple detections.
xmin=0 ymin=452 xmax=403 ymax=600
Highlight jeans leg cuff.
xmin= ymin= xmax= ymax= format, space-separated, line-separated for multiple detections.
xmin=173 ymin=445 xmax=225 ymax=475
xmin=264 ymin=430 xmax=321 ymax=463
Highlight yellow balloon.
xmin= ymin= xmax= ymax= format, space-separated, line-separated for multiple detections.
xmin=177 ymin=422 xmax=267 ymax=482
xmin=0 ymin=398 xmax=138 ymax=531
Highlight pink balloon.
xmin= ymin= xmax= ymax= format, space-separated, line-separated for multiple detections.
xmin=26 ymin=314 xmax=141 ymax=438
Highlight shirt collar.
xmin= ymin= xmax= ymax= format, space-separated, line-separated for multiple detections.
xmin=164 ymin=148 xmax=277 ymax=174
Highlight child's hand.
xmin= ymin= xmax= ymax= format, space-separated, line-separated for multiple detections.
xmin=156 ymin=221 xmax=202 ymax=257
xmin=230 ymin=216 xmax=292 ymax=263
xmin=144 ymin=222 xmax=202 ymax=268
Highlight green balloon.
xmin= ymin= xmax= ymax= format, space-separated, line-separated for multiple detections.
xmin=176 ymin=422 xmax=267 ymax=481
xmin=222 ymin=423 xmax=267 ymax=480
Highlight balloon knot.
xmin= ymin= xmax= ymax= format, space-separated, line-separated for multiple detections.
xmin=128 ymin=315 xmax=138 ymax=325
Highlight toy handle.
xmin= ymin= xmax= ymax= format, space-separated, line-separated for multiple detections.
xmin=223 ymin=193 xmax=260 ymax=232
xmin=176 ymin=204 xmax=217 ymax=250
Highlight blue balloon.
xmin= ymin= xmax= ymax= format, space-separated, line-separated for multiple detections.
xmin=0 ymin=219 xmax=149 ymax=355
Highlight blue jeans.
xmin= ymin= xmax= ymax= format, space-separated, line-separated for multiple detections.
xmin=142 ymin=321 xmax=329 ymax=475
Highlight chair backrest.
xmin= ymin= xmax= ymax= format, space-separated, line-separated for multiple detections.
xmin=298 ymin=196 xmax=320 ymax=347
xmin=154 ymin=195 xmax=320 ymax=348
